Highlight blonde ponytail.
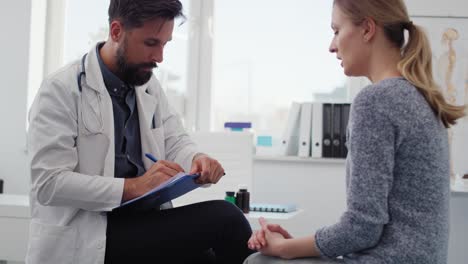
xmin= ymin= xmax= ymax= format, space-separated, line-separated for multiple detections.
xmin=334 ymin=0 xmax=466 ymax=128
xmin=398 ymin=24 xmax=466 ymax=128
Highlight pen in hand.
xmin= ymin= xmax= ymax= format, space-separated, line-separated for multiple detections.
xmin=145 ymin=153 xmax=224 ymax=179
xmin=145 ymin=153 xmax=186 ymax=175
xmin=145 ymin=153 xmax=158 ymax=163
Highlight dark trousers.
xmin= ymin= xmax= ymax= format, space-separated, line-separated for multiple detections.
xmin=105 ymin=200 xmax=255 ymax=264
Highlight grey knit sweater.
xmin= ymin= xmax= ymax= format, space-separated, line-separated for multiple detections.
xmin=315 ymin=77 xmax=450 ymax=264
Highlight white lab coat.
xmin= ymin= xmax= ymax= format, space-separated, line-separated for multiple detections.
xmin=26 ymin=44 xmax=198 ymax=264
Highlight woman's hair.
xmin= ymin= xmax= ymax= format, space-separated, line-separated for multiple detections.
xmin=334 ymin=0 xmax=466 ymax=128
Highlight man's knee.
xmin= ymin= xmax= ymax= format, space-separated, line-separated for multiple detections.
xmin=205 ymin=200 xmax=244 ymax=218
xmin=204 ymin=200 xmax=251 ymax=233
xmin=218 ymin=200 xmax=249 ymax=223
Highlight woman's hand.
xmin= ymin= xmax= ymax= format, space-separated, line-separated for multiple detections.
xmin=247 ymin=217 xmax=293 ymax=257
xmin=248 ymin=218 xmax=322 ymax=259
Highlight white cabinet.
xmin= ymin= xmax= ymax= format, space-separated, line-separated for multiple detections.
xmin=0 ymin=194 xmax=30 ymax=262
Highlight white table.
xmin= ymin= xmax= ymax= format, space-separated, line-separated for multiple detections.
xmin=451 ymin=181 xmax=468 ymax=193
xmin=246 ymin=209 xmax=303 ymax=220
xmin=0 ymin=194 xmax=30 ymax=262
xmin=245 ymin=209 xmax=304 ymax=230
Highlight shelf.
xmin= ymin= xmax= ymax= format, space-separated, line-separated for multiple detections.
xmin=451 ymin=183 xmax=468 ymax=194
xmin=254 ymin=155 xmax=346 ymax=164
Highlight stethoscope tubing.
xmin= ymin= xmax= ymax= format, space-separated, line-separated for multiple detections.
xmin=76 ymin=53 xmax=104 ymax=134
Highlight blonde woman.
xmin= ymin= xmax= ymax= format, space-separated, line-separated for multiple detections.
xmin=244 ymin=0 xmax=466 ymax=263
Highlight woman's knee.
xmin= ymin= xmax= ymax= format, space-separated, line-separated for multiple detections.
xmin=244 ymin=253 xmax=287 ymax=264
xmin=244 ymin=253 xmax=343 ymax=264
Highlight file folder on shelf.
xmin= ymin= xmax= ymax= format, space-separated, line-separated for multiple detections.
xmin=279 ymin=102 xmax=301 ymax=156
xmin=322 ymin=103 xmax=333 ymax=158
xmin=332 ymin=104 xmax=342 ymax=158
xmin=298 ymin=103 xmax=313 ymax=157
xmin=117 ymin=172 xmax=201 ymax=211
xmin=311 ymin=103 xmax=323 ymax=158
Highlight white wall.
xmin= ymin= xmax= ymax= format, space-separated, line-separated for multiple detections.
xmin=0 ymin=1 xmax=31 ymax=195
xmin=407 ymin=0 xmax=468 ymax=17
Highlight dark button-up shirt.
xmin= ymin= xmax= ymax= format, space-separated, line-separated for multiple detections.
xmin=96 ymin=43 xmax=145 ymax=178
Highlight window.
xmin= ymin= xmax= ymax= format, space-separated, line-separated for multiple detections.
xmin=210 ymin=0 xmax=347 ymax=136
xmin=65 ymin=0 xmax=191 ymax=122
xmin=27 ymin=0 xmax=47 ymax=112
xmin=153 ymin=0 xmax=192 ymax=122
xmin=36 ymin=0 xmax=351 ymax=135
xmin=27 ymin=0 xmax=110 ymax=113
xmin=63 ymin=0 xmax=110 ymax=63
xmin=64 ymin=0 xmax=191 ymax=119
xmin=30 ymin=0 xmax=192 ymax=123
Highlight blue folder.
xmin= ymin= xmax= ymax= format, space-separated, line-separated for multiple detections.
xmin=117 ymin=173 xmax=201 ymax=211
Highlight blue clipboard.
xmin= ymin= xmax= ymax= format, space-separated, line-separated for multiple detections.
xmin=117 ymin=172 xmax=201 ymax=211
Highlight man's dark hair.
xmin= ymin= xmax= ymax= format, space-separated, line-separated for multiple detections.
xmin=108 ymin=0 xmax=184 ymax=29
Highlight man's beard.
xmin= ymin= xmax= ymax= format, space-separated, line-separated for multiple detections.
xmin=115 ymin=40 xmax=157 ymax=86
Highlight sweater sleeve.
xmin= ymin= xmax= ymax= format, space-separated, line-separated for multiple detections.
xmin=315 ymin=88 xmax=395 ymax=258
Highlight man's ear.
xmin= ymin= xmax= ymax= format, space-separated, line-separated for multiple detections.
xmin=362 ymin=17 xmax=377 ymax=43
xmin=109 ymin=20 xmax=124 ymax=42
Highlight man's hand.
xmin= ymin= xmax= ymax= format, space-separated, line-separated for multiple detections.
xmin=189 ymin=154 xmax=225 ymax=184
xmin=122 ymin=160 xmax=184 ymax=202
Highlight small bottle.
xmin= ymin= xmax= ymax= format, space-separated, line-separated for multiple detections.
xmin=225 ymin=191 xmax=236 ymax=204
xmin=242 ymin=188 xmax=250 ymax=214
xmin=236 ymin=185 xmax=250 ymax=214
xmin=236 ymin=189 xmax=244 ymax=210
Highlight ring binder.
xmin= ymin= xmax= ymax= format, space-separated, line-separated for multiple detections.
xmin=280 ymin=102 xmax=301 ymax=156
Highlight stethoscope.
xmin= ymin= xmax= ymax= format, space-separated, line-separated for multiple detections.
xmin=77 ymin=53 xmax=157 ymax=132
xmin=77 ymin=53 xmax=88 ymax=92
xmin=77 ymin=53 xmax=104 ymax=134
